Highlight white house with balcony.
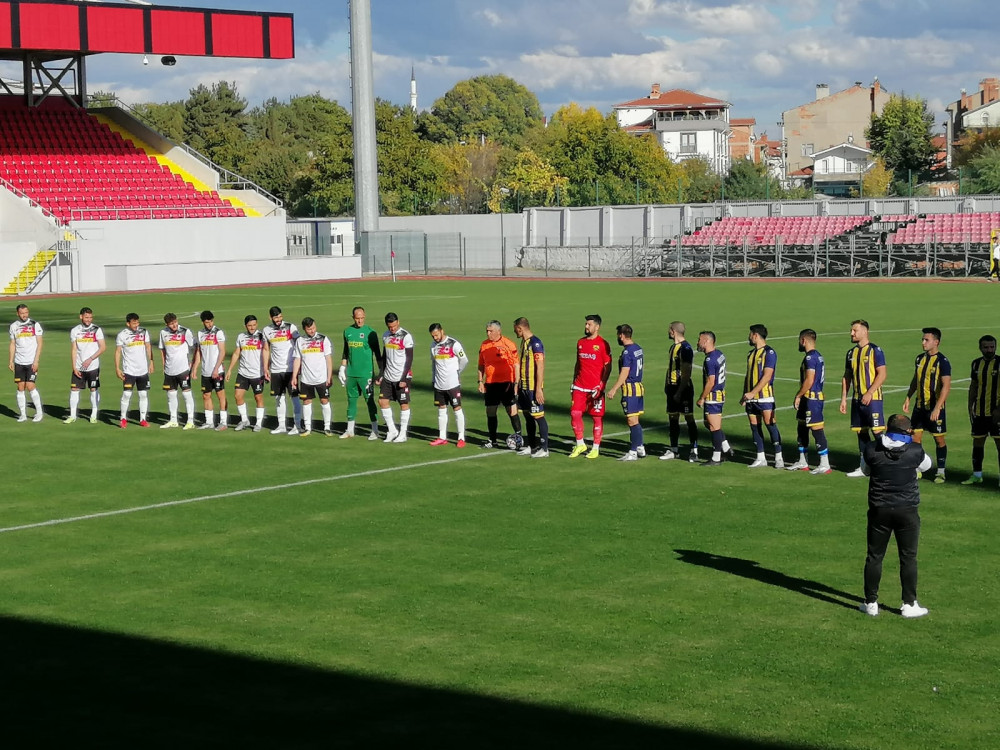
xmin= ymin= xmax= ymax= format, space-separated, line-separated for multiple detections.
xmin=809 ymin=141 xmax=873 ymax=197
xmin=613 ymin=84 xmax=731 ymax=175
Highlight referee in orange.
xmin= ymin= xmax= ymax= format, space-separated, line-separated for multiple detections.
xmin=477 ymin=320 xmax=523 ymax=448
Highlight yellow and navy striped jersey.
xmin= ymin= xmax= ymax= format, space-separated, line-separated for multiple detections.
xmin=970 ymin=356 xmax=1000 ymax=418
xmin=666 ymin=340 xmax=694 ymax=386
xmin=519 ymin=335 xmax=545 ymax=390
xmin=912 ymin=351 xmax=951 ymax=409
xmin=619 ymin=343 xmax=644 ymax=398
xmin=799 ymin=349 xmax=825 ymax=399
xmin=744 ymin=345 xmax=777 ymax=400
xmin=703 ymin=350 xmax=726 ymax=403
xmin=845 ymin=343 xmax=886 ymax=400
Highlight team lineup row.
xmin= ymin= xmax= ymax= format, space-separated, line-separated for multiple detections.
xmin=9 ymin=303 xmax=1000 ymax=478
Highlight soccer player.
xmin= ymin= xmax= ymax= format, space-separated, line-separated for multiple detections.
xmin=569 ymin=314 xmax=613 ymax=459
xmin=697 ymin=331 xmax=733 ymax=466
xmin=8 ymin=303 xmax=44 ymax=422
xmin=902 ymin=327 xmax=952 ymax=483
xmin=66 ymin=307 xmax=105 ymax=424
xmin=789 ymin=329 xmax=832 ymax=474
xmin=963 ymin=335 xmax=1000 ymax=486
xmin=840 ymin=319 xmax=888 ymax=477
xmin=339 ymin=306 xmax=382 ymax=440
xmin=428 ymin=322 xmax=469 ymax=447
xmin=158 ymin=313 xmax=196 ymax=429
xmin=513 ymin=317 xmax=549 ymax=458
xmin=190 ymin=310 xmax=228 ymax=430
xmin=114 ymin=312 xmax=154 ymax=428
xmin=608 ymin=323 xmax=646 ymax=461
xmin=661 ymin=321 xmax=699 ymax=462
xmin=477 ymin=320 xmax=522 ymax=449
xmin=291 ymin=317 xmax=334 ymax=436
xmin=263 ymin=306 xmax=302 ymax=435
xmin=226 ymin=314 xmax=269 ymax=432
xmin=376 ymin=312 xmax=414 ymax=443
xmin=742 ymin=324 xmax=784 ymax=469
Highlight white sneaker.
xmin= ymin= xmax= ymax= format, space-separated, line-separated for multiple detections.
xmin=160 ymin=421 xmax=179 ymax=429
xmin=636 ymin=446 xmax=646 ymax=458
xmin=860 ymin=601 xmax=879 ymax=617
xmin=64 ymin=416 xmax=77 ymax=424
xmin=16 ymin=415 xmax=28 ymax=422
xmin=659 ymin=449 xmax=676 ymax=461
xmin=392 ymin=433 xmax=408 ymax=443
xmin=618 ymin=451 xmax=638 ymax=461
xmin=384 ymin=429 xmax=399 ymax=443
xmin=516 ymin=447 xmax=533 ymax=456
xmin=901 ymin=601 xmax=928 ymax=618
xmin=199 ymin=423 xmax=214 ymax=430
xmin=846 ymin=468 xmax=866 ymax=477
xmin=748 ymin=458 xmax=768 ymax=468
xmin=368 ymin=431 xmax=380 ymax=441
xmin=531 ymin=449 xmax=549 ymax=458
xmin=90 ymin=414 xmax=99 ymax=424
xmin=339 ymin=431 xmax=354 ymax=440
xmin=688 ymin=450 xmax=699 ymax=463
xmin=252 ymin=424 xmax=262 ymax=433
xmin=288 ymin=427 xmax=300 ymax=436
xmin=786 ymin=459 xmax=809 ymax=471
xmin=773 ymin=457 xmax=785 ymax=470
xmin=301 ymin=429 xmax=312 ymax=437
xmin=271 ymin=427 xmax=287 ymax=435
xmin=810 ymin=466 xmax=832 ymax=475
xmin=234 ymin=420 xmax=251 ymax=431
xmin=32 ymin=413 xmax=43 ymax=422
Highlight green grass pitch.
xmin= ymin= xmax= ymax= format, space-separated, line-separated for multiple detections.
xmin=1 ymin=278 xmax=997 ymax=748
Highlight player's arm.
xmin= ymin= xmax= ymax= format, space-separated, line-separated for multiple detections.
xmin=902 ymin=370 xmax=918 ymax=413
xmin=598 ymin=345 xmax=612 ymax=392
xmin=745 ymin=366 xmax=772 ymax=402
xmin=70 ymin=338 xmax=80 ymax=378
xmin=31 ymin=331 xmax=42 ymax=372
xmin=94 ymin=334 xmax=107 ymax=367
xmin=261 ymin=340 xmax=271 ymax=382
xmin=534 ymin=353 xmax=545 ymax=404
xmin=794 ymin=367 xmax=815 ymax=408
xmin=114 ymin=344 xmax=124 ymax=380
xmin=839 ymin=359 xmax=852 ymax=414
xmin=512 ymin=343 xmax=520 ymax=393
xmin=339 ymin=335 xmax=349 ymax=385
xmin=214 ymin=340 xmax=226 ymax=380
xmin=698 ymin=374 xmax=716 ymax=406
xmin=401 ymin=346 xmax=414 ymax=386
xmin=145 ymin=338 xmax=154 ymax=374
xmin=931 ymin=374 xmax=951 ymax=420
xmin=608 ymin=365 xmax=630 ymax=400
xmin=862 ymin=364 xmax=887 ymax=405
xmin=159 ymin=337 xmax=168 ymax=372
xmin=324 ymin=350 xmax=333 ymax=388
xmin=291 ymin=346 xmax=301 ymax=388
xmin=226 ymin=345 xmax=240 ymax=381
xmin=191 ymin=344 xmax=201 ymax=376
xmin=456 ymin=346 xmax=469 ymax=375
xmin=7 ymin=336 xmax=13 ymax=371
xmin=969 ymin=366 xmax=978 ymax=416
xmin=368 ymin=330 xmax=382 ymax=373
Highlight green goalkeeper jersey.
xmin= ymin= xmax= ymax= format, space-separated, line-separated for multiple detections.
xmin=342 ymin=324 xmax=381 ymax=377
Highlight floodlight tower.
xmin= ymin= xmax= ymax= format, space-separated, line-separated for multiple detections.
xmin=349 ymin=0 xmax=379 ymax=234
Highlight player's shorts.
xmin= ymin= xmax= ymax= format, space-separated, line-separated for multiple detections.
xmin=571 ymin=387 xmax=606 ymax=417
xmin=12 ymin=363 xmax=37 ymax=384
xmin=379 ymin=378 xmax=411 ymax=404
xmin=484 ymin=382 xmax=516 ymax=408
xmin=911 ymin=407 xmax=946 ymax=436
xmin=703 ymin=401 xmax=725 ymax=416
xmin=269 ymin=371 xmax=298 ymax=398
xmin=745 ymin=400 xmax=776 ymax=419
xmin=201 ymin=375 xmax=225 ymax=393
xmin=299 ymin=382 xmax=331 ymax=401
xmin=517 ymin=388 xmax=545 ymax=418
xmin=123 ymin=374 xmax=150 ymax=391
xmin=71 ymin=368 xmax=100 ymax=390
xmin=665 ymin=382 xmax=694 ymax=416
xmin=796 ymin=397 xmax=825 ymax=428
xmin=850 ymin=398 xmax=885 ymax=432
xmin=434 ymin=387 xmax=462 ymax=408
xmin=621 ymin=394 xmax=644 ymax=418
xmin=971 ymin=415 xmax=1000 ymax=438
xmin=235 ymin=375 xmax=265 ymax=394
xmin=162 ymin=370 xmax=192 ymax=391
xmin=347 ymin=376 xmax=375 ymax=400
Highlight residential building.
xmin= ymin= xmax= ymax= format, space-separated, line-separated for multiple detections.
xmin=809 ymin=141 xmax=872 ymax=197
xmin=944 ymin=77 xmax=1000 ymax=170
xmin=730 ymin=118 xmax=757 ymax=163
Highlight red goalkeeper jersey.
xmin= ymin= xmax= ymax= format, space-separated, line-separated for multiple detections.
xmin=573 ymin=335 xmax=612 ymax=391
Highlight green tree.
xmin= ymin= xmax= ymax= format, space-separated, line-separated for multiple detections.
xmin=723 ymin=158 xmax=772 ymax=200
xmin=134 ymin=101 xmax=185 ymax=142
xmin=435 ymin=141 xmax=503 ymax=214
xmin=487 ymin=149 xmax=568 ymax=212
xmin=679 ymin=157 xmax=721 ymax=203
xmin=865 ymin=94 xmax=937 ymax=183
xmin=425 ymin=75 xmax=544 ymax=147
xmin=182 ymin=81 xmax=250 ymax=170
xmin=968 ymin=144 xmax=1000 ymax=194
xmin=858 ymin=157 xmax=893 ymax=197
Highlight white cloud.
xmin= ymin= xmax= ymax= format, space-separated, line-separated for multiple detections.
xmin=751 ymin=51 xmax=783 ymax=77
xmin=480 ymin=9 xmax=503 ymax=27
xmin=628 ymin=1 xmax=780 ymax=35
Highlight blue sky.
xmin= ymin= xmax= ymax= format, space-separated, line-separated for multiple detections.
xmin=77 ymin=0 xmax=1000 ymax=139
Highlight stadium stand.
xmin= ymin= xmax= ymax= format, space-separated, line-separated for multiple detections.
xmin=884 ymin=212 xmax=1000 ymax=246
xmin=682 ymin=215 xmax=871 ymax=247
xmin=0 ymin=97 xmax=245 ymax=223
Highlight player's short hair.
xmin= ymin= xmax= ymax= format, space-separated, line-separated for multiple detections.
xmin=669 ymin=321 xmax=685 ymax=336
xmin=244 ymin=314 xmax=257 ymax=325
xmin=513 ymin=317 xmax=530 ymax=328
xmin=353 ymin=306 xmax=365 ymax=315
xmin=385 ymin=312 xmax=398 ymax=324
xmin=979 ymin=334 xmax=997 ymax=346
xmin=699 ymin=330 xmax=716 ymax=343
xmin=79 ymin=307 xmax=93 ymax=315
xmin=487 ymin=320 xmax=502 ymax=330
xmin=163 ymin=312 xmax=177 ymax=324
xmin=16 ymin=303 xmax=28 ymax=312
xmin=125 ymin=312 xmax=140 ymax=323
xmin=200 ymin=310 xmax=214 ymax=322
xmin=799 ymin=328 xmax=817 ymax=341
xmin=851 ymin=319 xmax=870 ymax=330
xmin=301 ymin=317 xmax=315 ymax=328
xmin=922 ymin=327 xmax=942 ymax=342
xmin=269 ymin=306 xmax=282 ymax=318
xmin=428 ymin=322 xmax=443 ymax=333
xmin=585 ymin=314 xmax=602 ymax=326
xmin=616 ymin=324 xmax=633 ymax=339
xmin=749 ymin=323 xmax=768 ymax=340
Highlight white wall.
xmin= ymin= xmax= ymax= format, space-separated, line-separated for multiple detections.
xmin=615 ymin=106 xmax=654 ymax=127
xmin=0 ymin=187 xmax=64 ymax=289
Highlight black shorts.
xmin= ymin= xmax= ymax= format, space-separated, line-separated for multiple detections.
xmin=517 ymin=388 xmax=545 ymax=417
xmin=910 ymin=406 xmax=946 ymax=436
xmin=299 ymin=382 xmax=331 ymax=400
xmin=665 ymin=382 xmax=694 ymax=415
xmin=235 ymin=375 xmax=265 ymax=394
xmin=434 ymin=387 xmax=462 ymax=408
xmin=162 ymin=370 xmax=192 ymax=391
xmin=484 ymin=382 xmax=516 ymax=408
xmin=379 ymin=378 xmax=411 ymax=404
xmin=123 ymin=374 xmax=151 ymax=391
xmin=71 ymin=368 xmax=100 ymax=390
xmin=971 ymin=415 xmax=1000 ymax=438
xmin=13 ymin=363 xmax=37 ymax=384
xmin=270 ymin=371 xmax=298 ymax=397
xmin=201 ymin=375 xmax=225 ymax=394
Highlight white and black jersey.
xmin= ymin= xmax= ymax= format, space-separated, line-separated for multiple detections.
xmin=235 ymin=331 xmax=266 ymax=379
xmin=116 ymin=326 xmax=151 ymax=377
xmin=263 ymin=321 xmax=299 ymax=374
xmin=430 ymin=336 xmax=468 ymax=390
xmin=159 ymin=326 xmax=195 ymax=376
xmin=196 ymin=327 xmax=226 ymax=377
xmin=294 ymin=332 xmax=333 ymax=385
xmin=70 ymin=323 xmax=104 ymax=372
xmin=382 ymin=327 xmax=415 ymax=382
xmin=9 ymin=318 xmax=43 ymax=365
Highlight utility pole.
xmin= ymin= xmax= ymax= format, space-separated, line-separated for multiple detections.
xmin=349 ymin=0 xmax=379 ymax=237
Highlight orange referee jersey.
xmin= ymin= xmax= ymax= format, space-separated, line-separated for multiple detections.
xmin=478 ymin=336 xmax=518 ymax=384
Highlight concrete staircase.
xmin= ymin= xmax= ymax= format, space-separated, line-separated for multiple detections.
xmin=3 ymin=249 xmax=57 ymax=295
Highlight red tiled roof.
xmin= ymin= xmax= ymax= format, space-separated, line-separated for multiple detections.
xmin=790 ymin=167 xmax=814 ymax=177
xmin=614 ymin=88 xmax=729 ymax=110
xmin=731 ymin=117 xmax=756 ymax=126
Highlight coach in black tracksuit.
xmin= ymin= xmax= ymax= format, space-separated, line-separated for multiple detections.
xmin=861 ymin=413 xmax=932 ymax=618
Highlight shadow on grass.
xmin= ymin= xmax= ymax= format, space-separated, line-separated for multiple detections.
xmin=0 ymin=614 xmax=823 ymax=749
xmin=674 ymin=549 xmax=863 ymax=611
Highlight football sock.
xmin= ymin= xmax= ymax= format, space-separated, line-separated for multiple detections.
xmin=857 ymin=432 xmax=872 ymax=468
xmin=90 ymin=390 xmax=100 ymax=419
xmin=292 ymin=396 xmax=302 ymax=424
xmin=669 ymin=419 xmax=680 ymax=448
xmin=219 ymin=409 xmax=228 ymax=427
xmin=936 ymin=444 xmax=947 ymax=471
xmin=69 ymin=389 xmax=80 ymax=419
xmin=814 ymin=428 xmax=828 ymax=453
xmin=346 ymin=419 xmax=356 ymax=434
xmin=766 ymin=423 xmax=781 ymax=451
xmin=571 ymin=411 xmax=584 ymax=441
xmin=509 ymin=413 xmax=522 ymax=434
xmin=167 ymin=390 xmax=179 ymax=421
xmin=972 ymin=445 xmax=985 ymax=472
xmin=30 ymin=389 xmax=42 ymax=412
xmin=487 ymin=414 xmax=498 ymax=441
xmin=455 ymin=408 xmax=466 ymax=441
xmin=400 ymin=408 xmax=411 ymax=435
xmin=538 ymin=416 xmax=549 ymax=450
xmin=437 ymin=408 xmax=448 ymax=439
xmin=119 ymin=391 xmax=132 ymax=419
xmin=711 ymin=429 xmax=723 ymax=461
xmin=16 ymin=391 xmax=26 ymax=416
xmin=797 ymin=421 xmax=810 ymax=451
xmin=370 ymin=421 xmax=379 ymax=435
xmin=137 ymin=391 xmax=148 ymax=421
xmin=686 ymin=417 xmax=699 ymax=447
xmin=276 ymin=395 xmax=286 ymax=426
xmin=524 ymin=415 xmax=537 ymax=448
xmin=183 ymin=390 xmax=195 ymax=421
xmin=302 ymin=402 xmax=313 ymax=428
xmin=721 ymin=437 xmax=732 ymax=453
xmin=256 ymin=407 xmax=265 ymax=426
xmin=346 ymin=393 xmax=357 ymax=422
xmin=205 ymin=409 xmax=214 ymax=427
xmin=629 ymin=423 xmax=643 ymax=451
xmin=321 ymin=402 xmax=332 ymax=430
xmin=592 ymin=415 xmax=604 ymax=446
xmin=750 ymin=422 xmax=765 ymax=452
xmin=237 ymin=403 xmax=248 ymax=422
xmin=381 ymin=407 xmax=394 ymax=431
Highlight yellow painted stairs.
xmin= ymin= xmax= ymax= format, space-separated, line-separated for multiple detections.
xmin=3 ymin=249 xmax=57 ymax=295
